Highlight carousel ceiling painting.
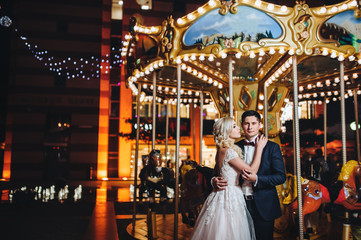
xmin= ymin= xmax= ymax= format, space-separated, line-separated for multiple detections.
xmin=183 ymin=5 xmax=283 ymax=47
xmin=122 ymin=0 xmax=361 ymax=137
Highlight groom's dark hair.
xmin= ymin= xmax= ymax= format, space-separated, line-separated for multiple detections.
xmin=241 ymin=110 xmax=261 ymax=123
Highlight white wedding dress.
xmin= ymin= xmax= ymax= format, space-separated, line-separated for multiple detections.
xmin=189 ymin=147 xmax=256 ymax=240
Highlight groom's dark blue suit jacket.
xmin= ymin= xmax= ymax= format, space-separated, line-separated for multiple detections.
xmin=236 ymin=139 xmax=286 ymax=221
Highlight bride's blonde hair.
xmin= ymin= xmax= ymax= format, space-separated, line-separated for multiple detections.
xmin=213 ymin=117 xmax=237 ymax=148
xmin=213 ymin=117 xmax=243 ymax=174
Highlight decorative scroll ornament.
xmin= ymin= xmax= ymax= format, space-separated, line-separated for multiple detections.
xmin=219 ymin=0 xmax=238 ymax=15
xmin=292 ymin=3 xmax=312 ymax=55
xmin=160 ymin=16 xmax=174 ymax=64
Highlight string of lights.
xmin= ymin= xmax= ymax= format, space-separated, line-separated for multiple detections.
xmin=0 ymin=10 xmax=122 ymax=81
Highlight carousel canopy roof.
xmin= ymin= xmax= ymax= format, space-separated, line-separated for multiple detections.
xmin=122 ymin=0 xmax=361 ymax=118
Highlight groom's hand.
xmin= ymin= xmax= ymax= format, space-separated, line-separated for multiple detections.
xmin=213 ymin=177 xmax=228 ymax=190
xmin=241 ymin=169 xmax=257 ymax=183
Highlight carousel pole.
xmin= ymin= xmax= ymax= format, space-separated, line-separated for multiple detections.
xmin=174 ymin=63 xmax=181 ymax=240
xmin=152 ymin=72 xmax=157 ymax=150
xmin=229 ymin=56 xmax=233 ymax=117
xmin=340 ymin=62 xmax=347 ymax=164
xmin=323 ymin=97 xmax=327 ymax=167
xmin=264 ymin=83 xmax=268 ymax=138
xmin=165 ymin=98 xmax=169 ymax=163
xmin=292 ymin=55 xmax=304 ymax=240
xmin=353 ymin=89 xmax=361 ymax=163
xmin=340 ymin=61 xmax=351 ymax=240
xmin=199 ymin=91 xmax=204 ymax=165
xmin=193 ymin=103 xmax=196 ymax=161
xmin=132 ymin=83 xmax=141 ymax=234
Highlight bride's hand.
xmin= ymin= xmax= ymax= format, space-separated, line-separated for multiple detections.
xmin=255 ymin=135 xmax=267 ymax=150
xmin=241 ymin=169 xmax=257 ymax=183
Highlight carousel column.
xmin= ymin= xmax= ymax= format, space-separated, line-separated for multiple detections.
xmin=353 ymin=90 xmax=360 ymax=163
xmin=340 ymin=61 xmax=350 ymax=240
xmin=264 ymin=83 xmax=268 ymax=138
xmin=199 ymin=92 xmax=204 ymax=165
xmin=292 ymin=55 xmax=304 ymax=240
xmin=323 ymin=97 xmax=328 ymax=170
xmin=340 ymin=62 xmax=347 ymax=164
xmin=165 ymin=99 xmax=169 ymax=163
xmin=152 ymin=72 xmax=157 ymax=150
xmin=229 ymin=56 xmax=233 ymax=117
xmin=192 ymin=103 xmax=196 ymax=161
xmin=174 ymin=63 xmax=181 ymax=240
xmin=132 ymin=84 xmax=141 ymax=233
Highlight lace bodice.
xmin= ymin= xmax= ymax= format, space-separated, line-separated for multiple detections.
xmin=220 ymin=147 xmax=242 ymax=186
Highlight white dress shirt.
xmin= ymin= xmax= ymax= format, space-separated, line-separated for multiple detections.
xmin=241 ymin=135 xmax=258 ymax=197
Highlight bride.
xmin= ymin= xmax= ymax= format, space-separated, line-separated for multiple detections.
xmin=189 ymin=117 xmax=267 ymax=240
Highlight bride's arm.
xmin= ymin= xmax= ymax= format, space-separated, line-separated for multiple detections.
xmin=228 ymin=135 xmax=267 ymax=174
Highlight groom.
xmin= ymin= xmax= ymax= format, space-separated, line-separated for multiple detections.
xmin=213 ymin=110 xmax=286 ymax=240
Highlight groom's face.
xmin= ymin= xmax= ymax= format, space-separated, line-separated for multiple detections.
xmin=241 ymin=116 xmax=260 ymax=139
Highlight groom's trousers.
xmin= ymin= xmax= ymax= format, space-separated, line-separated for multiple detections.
xmin=245 ymin=198 xmax=274 ymax=240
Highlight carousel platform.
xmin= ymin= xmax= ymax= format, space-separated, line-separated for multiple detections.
xmin=124 ymin=211 xmax=342 ymax=240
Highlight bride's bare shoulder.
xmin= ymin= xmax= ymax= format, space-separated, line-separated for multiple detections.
xmin=218 ymin=146 xmax=229 ymax=154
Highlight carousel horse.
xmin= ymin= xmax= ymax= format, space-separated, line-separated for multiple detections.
xmin=138 ymin=149 xmax=175 ymax=207
xmin=333 ymin=160 xmax=361 ymax=240
xmin=334 ymin=160 xmax=361 ymax=210
xmin=280 ymin=174 xmax=330 ymax=235
xmin=138 ymin=155 xmax=149 ymax=201
xmin=180 ymin=160 xmax=211 ymax=226
xmin=139 ymin=149 xmax=175 ymax=240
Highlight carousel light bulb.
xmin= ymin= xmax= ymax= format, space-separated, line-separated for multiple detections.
xmin=199 ymin=55 xmax=205 ymax=61
xmin=269 ymin=48 xmax=275 ymax=55
xmin=349 ymin=55 xmax=355 ymax=61
xmin=183 ymin=55 xmax=189 ymax=61
xmin=159 ymin=61 xmax=164 ymax=67
xmin=288 ymin=48 xmax=295 ymax=55
xmin=358 ymin=59 xmax=361 ymax=64
xmin=331 ymin=6 xmax=337 ymax=12
xmin=320 ymin=92 xmax=325 ymax=97
xmin=358 ymin=90 xmax=361 ymax=95
xmin=177 ymin=18 xmax=184 ymax=25
xmin=218 ymin=84 xmax=223 ymax=89
xmin=267 ymin=4 xmax=274 ymax=10
xmin=176 ymin=58 xmax=182 ymax=64
xmin=213 ymin=81 xmax=218 ymax=86
xmin=313 ymin=93 xmax=318 ymax=98
xmin=259 ymin=94 xmax=264 ymax=100
xmin=158 ymin=86 xmax=162 ymax=91
xmin=190 ymin=54 xmax=196 ymax=61
xmin=330 ymin=51 xmax=337 ymax=58
xmin=338 ymin=54 xmax=344 ymax=61
xmin=235 ymin=52 xmax=242 ymax=58
xmin=334 ymin=77 xmax=340 ymax=83
xmin=203 ymin=75 xmax=208 ymax=81
xmin=255 ymin=0 xmax=261 ymax=7
xmin=208 ymin=55 xmax=214 ymax=61
xmin=258 ymin=104 xmax=264 ymax=110
xmin=187 ymin=14 xmax=195 ymax=20
xmin=259 ymin=50 xmax=265 ymax=56
xmin=344 ymin=75 xmax=349 ymax=81
xmin=198 ymin=7 xmax=205 ymax=14
xmin=334 ymin=91 xmax=339 ymax=95
xmin=209 ymin=0 xmax=216 ymax=7
xmin=327 ymin=91 xmax=332 ymax=96
xmin=249 ymin=51 xmax=256 ymax=59
xmin=299 ymin=86 xmax=304 ymax=92
xmin=221 ymin=52 xmax=227 ymax=58
xmin=181 ymin=64 xmax=187 ymax=70
xmin=353 ymin=73 xmax=358 ymax=79
xmin=281 ymin=6 xmax=287 ymax=12
xmin=320 ymin=7 xmax=326 ymax=14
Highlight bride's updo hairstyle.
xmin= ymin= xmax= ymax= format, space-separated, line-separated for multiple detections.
xmin=213 ymin=117 xmax=234 ymax=148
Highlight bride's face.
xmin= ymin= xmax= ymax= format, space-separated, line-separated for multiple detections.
xmin=228 ymin=121 xmax=241 ymax=140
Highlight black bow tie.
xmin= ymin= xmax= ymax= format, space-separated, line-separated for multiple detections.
xmin=244 ymin=141 xmax=255 ymax=146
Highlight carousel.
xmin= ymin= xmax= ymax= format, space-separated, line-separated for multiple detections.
xmin=122 ymin=0 xmax=361 ymax=239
